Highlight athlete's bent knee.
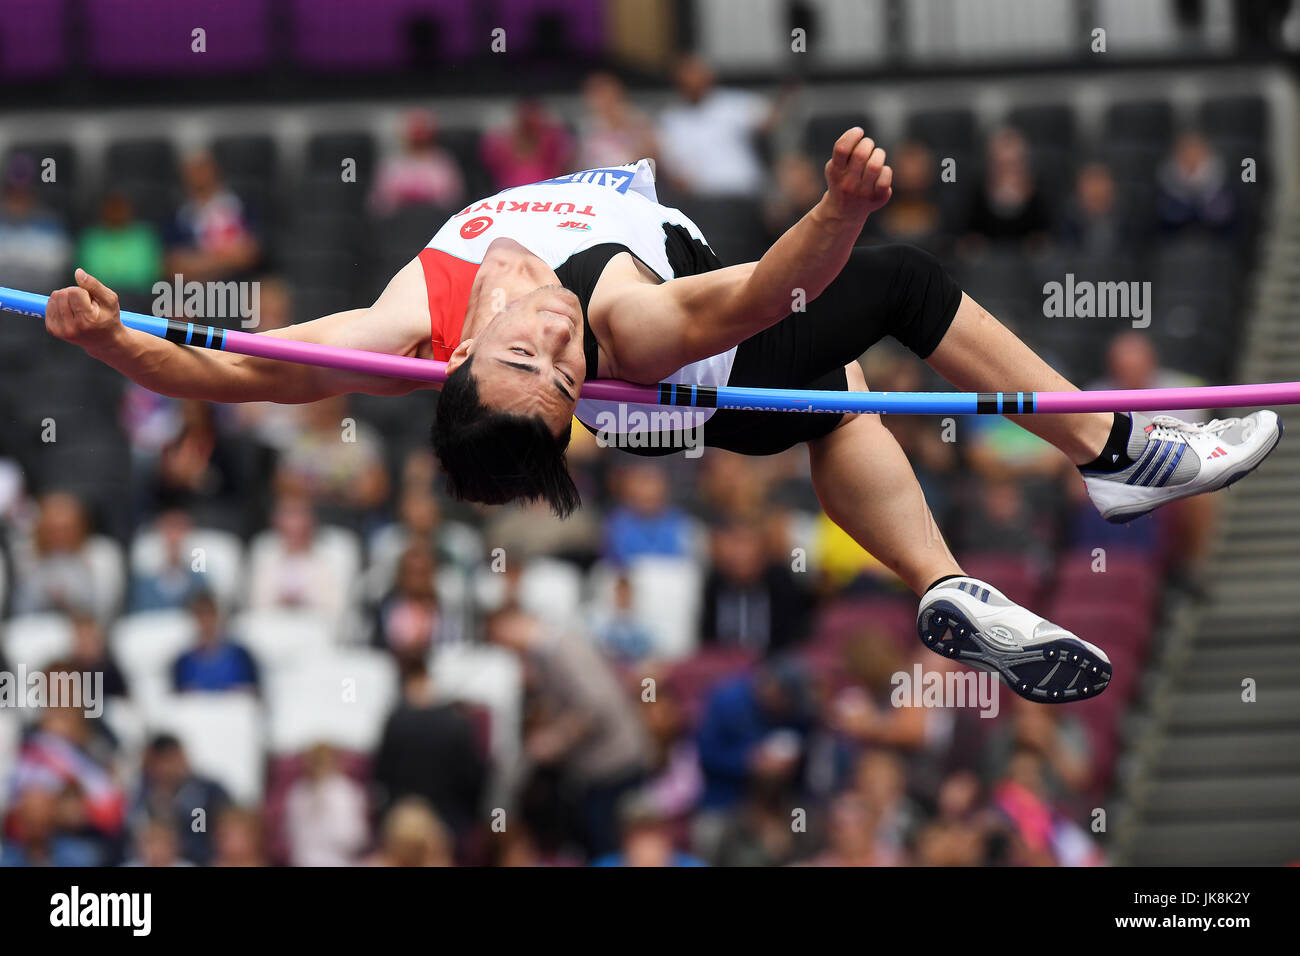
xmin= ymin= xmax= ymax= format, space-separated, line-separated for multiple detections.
xmin=882 ymin=244 xmax=963 ymax=360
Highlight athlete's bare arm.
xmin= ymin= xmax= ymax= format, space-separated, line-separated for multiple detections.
xmin=593 ymin=128 xmax=893 ymax=383
xmin=46 ymin=258 xmax=434 ymax=403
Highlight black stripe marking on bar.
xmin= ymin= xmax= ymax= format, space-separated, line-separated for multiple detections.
xmin=163 ymin=319 xmax=190 ymax=345
xmin=977 ymin=392 xmax=997 ymax=414
xmin=658 ymin=383 xmax=673 ymax=405
xmin=695 ymin=386 xmax=718 ymax=408
xmin=1024 ymin=392 xmax=1035 ymax=413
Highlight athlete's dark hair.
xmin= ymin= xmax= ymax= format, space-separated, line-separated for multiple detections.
xmin=431 ymin=356 xmax=580 ymax=517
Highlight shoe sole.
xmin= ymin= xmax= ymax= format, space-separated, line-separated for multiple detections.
xmin=1103 ymin=419 xmax=1285 ymax=525
xmin=917 ymin=600 xmax=1112 ymax=704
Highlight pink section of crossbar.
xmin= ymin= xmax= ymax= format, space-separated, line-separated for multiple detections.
xmin=1034 ymin=382 xmax=1300 ymax=413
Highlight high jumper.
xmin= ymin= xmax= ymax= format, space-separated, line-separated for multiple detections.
xmin=11 ymin=129 xmax=1285 ymax=704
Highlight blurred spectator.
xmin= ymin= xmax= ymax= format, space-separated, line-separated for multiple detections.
xmin=1089 ymin=331 xmax=1207 ymax=422
xmin=137 ymin=399 xmax=247 ymax=526
xmin=273 ymin=395 xmax=389 ymax=529
xmin=762 ymin=152 xmax=825 ymax=242
xmin=0 ymin=152 xmax=71 ymax=292
xmin=487 ymin=607 xmax=650 ymax=857
xmin=913 ymin=771 xmax=991 ymax=866
xmin=991 ymin=750 xmax=1103 ymax=866
xmin=963 ymin=127 xmax=1050 ymax=245
xmin=591 ymin=573 xmax=654 ymax=663
xmin=657 ymin=54 xmax=776 ymax=198
xmin=696 ymin=658 xmax=814 ymax=814
xmin=369 ymin=486 xmax=482 ymax=585
xmin=829 ymin=634 xmax=928 ymax=752
xmin=247 ymin=494 xmax=347 ymax=618
xmin=75 ymin=191 xmax=163 ymax=299
xmin=171 ymin=592 xmax=260 ymax=694
xmin=479 ymin=99 xmax=573 ymax=191
xmin=639 ymin=687 xmax=704 ymax=822
xmin=131 ymin=734 xmax=230 ymax=865
xmin=872 ymin=140 xmax=945 ymax=251
xmin=591 ymin=793 xmax=706 ymax=867
xmin=368 ymin=797 xmax=454 ymax=867
xmin=128 ymin=509 xmax=209 ymax=612
xmin=576 ymin=71 xmax=658 ymax=169
xmin=699 ymin=518 xmax=811 ymax=654
xmin=212 ymin=806 xmax=267 ymax=867
xmin=165 ymin=151 xmax=262 ymax=282
xmin=6 ymin=703 xmax=125 ymax=851
xmin=485 ymin=496 xmax=603 ymax=567
xmin=983 ymin=701 xmax=1093 ymax=802
xmin=124 ymin=815 xmax=193 ymax=867
xmin=11 ymin=491 xmax=122 ymax=621
xmin=0 ymin=786 xmax=102 ymax=867
xmin=802 ymin=792 xmax=901 ymax=866
xmin=851 ymin=749 xmax=923 ymax=860
xmin=369 ymin=109 xmax=465 ymax=216
xmin=1156 ymin=131 xmax=1238 ymax=237
xmin=953 ymin=476 xmax=1049 ymax=561
xmin=67 ymin=608 xmax=129 ymax=700
xmin=372 ymin=659 xmax=486 ymax=844
xmin=603 ymin=463 xmax=693 ymax=565
xmin=284 ymin=743 xmax=369 ymax=867
xmin=1059 ymin=161 xmax=1133 ymax=258
xmin=373 ymin=544 xmax=461 ymax=661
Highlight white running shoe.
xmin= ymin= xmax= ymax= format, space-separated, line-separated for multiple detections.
xmin=917 ymin=576 xmax=1111 ymax=704
xmin=1082 ymin=411 xmax=1282 ymax=524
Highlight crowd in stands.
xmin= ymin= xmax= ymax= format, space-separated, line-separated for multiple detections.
xmin=0 ymin=58 xmax=1270 ymax=866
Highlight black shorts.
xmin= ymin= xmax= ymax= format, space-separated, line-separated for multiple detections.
xmin=622 ymin=244 xmax=963 ymax=457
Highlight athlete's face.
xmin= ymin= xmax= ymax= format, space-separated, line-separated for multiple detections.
xmin=451 ymin=283 xmax=586 ymax=436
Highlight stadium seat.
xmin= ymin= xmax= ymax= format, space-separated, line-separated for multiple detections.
xmin=264 ymin=647 xmax=399 ymax=754
xmin=4 ymin=141 xmax=77 ymax=217
xmin=588 ymin=556 xmax=704 ymax=659
xmin=230 ymin=608 xmax=336 ymax=675
xmin=430 ymin=643 xmax=523 ymax=770
xmin=129 ymin=525 xmax=246 ymax=611
xmin=1 ymin=612 xmax=73 ymax=672
xmin=149 ymin=691 xmax=265 ymax=804
xmin=110 ymin=609 xmax=199 ymax=717
xmin=1104 ymin=99 xmax=1175 ymax=147
xmin=1199 ymin=94 xmax=1269 ymax=148
xmin=804 ymin=111 xmax=876 ymax=155
xmin=1006 ymin=103 xmax=1076 ymax=149
xmin=104 ymin=136 xmax=179 ymax=186
xmin=495 ymin=0 xmax=605 ymax=58
xmin=288 ymin=0 xmax=477 ymax=71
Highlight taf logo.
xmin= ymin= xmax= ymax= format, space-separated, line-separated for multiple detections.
xmin=557 ymin=220 xmax=591 ymax=230
xmin=460 ymin=216 xmax=493 ymax=239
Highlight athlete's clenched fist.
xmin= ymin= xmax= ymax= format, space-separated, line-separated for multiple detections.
xmin=823 ymin=127 xmax=893 ymax=220
xmin=46 ymin=269 xmax=124 ymax=352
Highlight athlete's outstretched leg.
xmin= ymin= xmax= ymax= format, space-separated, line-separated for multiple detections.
xmin=807 ymin=362 xmax=960 ymax=596
xmin=884 ymin=248 xmax=1282 ymax=524
xmin=924 ymin=292 xmax=1112 ymax=465
xmin=807 ymin=362 xmax=1113 ymax=704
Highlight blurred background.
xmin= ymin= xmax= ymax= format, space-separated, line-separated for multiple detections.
xmin=0 ymin=0 xmax=1298 ymax=867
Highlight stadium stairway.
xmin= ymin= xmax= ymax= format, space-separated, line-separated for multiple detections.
xmin=1112 ymin=204 xmax=1300 ymax=865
